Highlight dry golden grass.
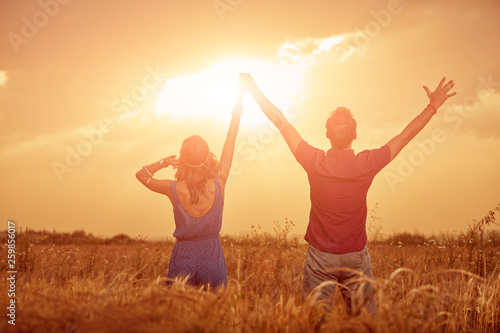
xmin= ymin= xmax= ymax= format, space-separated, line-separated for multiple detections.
xmin=1 ymin=218 xmax=499 ymax=332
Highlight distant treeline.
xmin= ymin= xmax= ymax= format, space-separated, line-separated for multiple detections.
xmin=1 ymin=225 xmax=499 ymax=247
xmin=0 ymin=228 xmax=170 ymax=246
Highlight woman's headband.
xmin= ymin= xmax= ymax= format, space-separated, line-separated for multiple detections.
xmin=182 ymin=153 xmax=210 ymax=168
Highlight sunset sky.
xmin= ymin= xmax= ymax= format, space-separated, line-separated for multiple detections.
xmin=1 ymin=0 xmax=499 ymax=240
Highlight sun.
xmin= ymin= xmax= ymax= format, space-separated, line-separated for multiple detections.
xmin=154 ymin=59 xmax=304 ymax=126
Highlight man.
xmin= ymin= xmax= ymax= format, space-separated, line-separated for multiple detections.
xmin=241 ymin=74 xmax=456 ymax=316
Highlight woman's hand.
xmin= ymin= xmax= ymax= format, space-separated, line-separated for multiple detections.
xmin=163 ymin=155 xmax=180 ymax=169
xmin=239 ymin=73 xmax=258 ymax=93
xmin=423 ymin=77 xmax=457 ymax=110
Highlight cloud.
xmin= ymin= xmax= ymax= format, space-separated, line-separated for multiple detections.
xmin=278 ymin=33 xmax=368 ymax=65
xmin=0 ymin=132 xmax=59 ymax=158
xmin=436 ymin=88 xmax=500 ymax=140
xmin=0 ymin=112 xmax=126 ymax=158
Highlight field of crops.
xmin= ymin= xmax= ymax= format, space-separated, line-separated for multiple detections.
xmin=1 ymin=215 xmax=500 ymax=332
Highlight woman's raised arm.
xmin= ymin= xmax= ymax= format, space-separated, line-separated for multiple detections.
xmin=135 ymin=155 xmax=180 ymax=199
xmin=218 ymin=75 xmax=244 ymax=192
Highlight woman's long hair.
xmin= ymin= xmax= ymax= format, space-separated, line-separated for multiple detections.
xmin=175 ymin=135 xmax=219 ymax=205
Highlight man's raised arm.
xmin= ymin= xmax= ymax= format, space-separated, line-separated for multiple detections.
xmin=386 ymin=77 xmax=456 ymax=161
xmin=241 ymin=73 xmax=304 ymax=155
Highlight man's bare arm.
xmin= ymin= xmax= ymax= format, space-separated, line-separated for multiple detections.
xmin=241 ymin=74 xmax=303 ymax=155
xmin=386 ymin=77 xmax=456 ymax=161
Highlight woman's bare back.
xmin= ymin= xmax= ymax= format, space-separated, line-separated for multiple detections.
xmin=174 ymin=179 xmax=216 ymax=217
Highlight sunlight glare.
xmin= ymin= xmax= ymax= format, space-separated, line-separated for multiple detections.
xmin=155 ymin=59 xmax=304 ymax=126
xmin=0 ymin=71 xmax=8 ymax=86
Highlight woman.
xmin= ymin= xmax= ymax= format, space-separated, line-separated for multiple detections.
xmin=135 ymin=78 xmax=244 ymax=288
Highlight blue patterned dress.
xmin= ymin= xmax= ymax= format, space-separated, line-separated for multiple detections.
xmin=166 ymin=178 xmax=228 ymax=287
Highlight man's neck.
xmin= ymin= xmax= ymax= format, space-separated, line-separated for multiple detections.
xmin=330 ymin=144 xmax=352 ymax=150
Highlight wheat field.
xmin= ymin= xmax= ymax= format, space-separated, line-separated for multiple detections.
xmin=1 ymin=214 xmax=500 ymax=333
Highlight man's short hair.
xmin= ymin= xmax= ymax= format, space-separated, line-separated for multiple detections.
xmin=326 ymin=107 xmax=357 ymax=149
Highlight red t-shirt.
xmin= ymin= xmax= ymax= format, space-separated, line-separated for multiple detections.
xmin=295 ymin=140 xmax=391 ymax=254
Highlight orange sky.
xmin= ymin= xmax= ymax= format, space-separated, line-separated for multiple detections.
xmin=1 ymin=0 xmax=499 ymax=240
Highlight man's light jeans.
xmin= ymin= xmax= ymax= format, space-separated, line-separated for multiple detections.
xmin=303 ymin=244 xmax=377 ymax=317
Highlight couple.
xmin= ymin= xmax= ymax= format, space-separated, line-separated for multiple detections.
xmin=136 ymin=74 xmax=456 ymax=316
